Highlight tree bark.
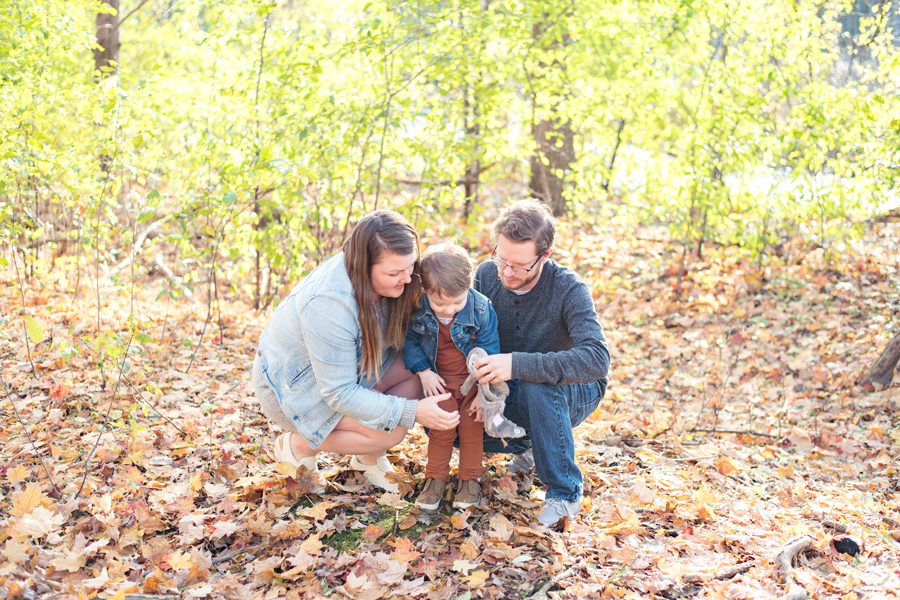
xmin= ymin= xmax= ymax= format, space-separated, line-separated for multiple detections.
xmin=94 ymin=1 xmax=120 ymax=77
xmin=462 ymin=80 xmax=480 ymax=222
xmin=529 ymin=118 xmax=574 ymax=217
xmin=527 ymin=17 xmax=576 ymax=218
xmin=862 ymin=328 xmax=900 ymax=387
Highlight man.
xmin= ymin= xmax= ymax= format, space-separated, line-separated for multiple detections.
xmin=474 ymin=200 xmax=610 ymax=527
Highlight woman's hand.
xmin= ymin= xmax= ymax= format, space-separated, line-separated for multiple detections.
xmin=415 ymin=393 xmax=459 ymax=430
xmin=417 ymin=369 xmax=446 ymax=397
xmin=468 ymin=394 xmax=483 ymax=422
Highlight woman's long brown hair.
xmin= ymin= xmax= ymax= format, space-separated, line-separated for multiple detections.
xmin=343 ymin=210 xmax=422 ymax=382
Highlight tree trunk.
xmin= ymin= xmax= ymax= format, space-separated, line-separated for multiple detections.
xmin=527 ymin=17 xmax=575 ymax=218
xmin=862 ymin=328 xmax=900 ymax=387
xmin=94 ymin=1 xmax=120 ymax=77
xmin=529 ymin=119 xmax=574 ymax=217
xmin=462 ymin=81 xmax=480 ymax=221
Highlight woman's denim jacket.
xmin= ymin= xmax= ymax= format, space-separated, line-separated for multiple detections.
xmin=403 ymin=289 xmax=500 ymax=374
xmin=256 ymin=253 xmax=416 ymax=448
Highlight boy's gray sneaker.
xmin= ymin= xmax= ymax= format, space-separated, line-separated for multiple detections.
xmin=535 ymin=496 xmax=581 ymax=528
xmin=508 ymin=448 xmax=534 ymax=476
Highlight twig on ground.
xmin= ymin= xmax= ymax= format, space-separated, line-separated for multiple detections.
xmin=529 ymin=564 xmax=578 ymax=599
xmin=0 ymin=371 xmax=60 ymax=496
xmin=688 ymin=427 xmax=780 ymax=439
xmin=774 ymin=535 xmax=815 ymax=584
xmin=683 ymin=560 xmax=755 ymax=583
xmin=820 ymin=518 xmax=847 ymax=533
xmin=211 ymin=543 xmax=268 ymax=565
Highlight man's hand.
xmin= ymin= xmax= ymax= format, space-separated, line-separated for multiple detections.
xmin=417 ymin=369 xmax=446 ymax=397
xmin=415 ymin=393 xmax=459 ymax=430
xmin=468 ymin=394 xmax=483 ymax=422
xmin=475 ymin=353 xmax=512 ymax=384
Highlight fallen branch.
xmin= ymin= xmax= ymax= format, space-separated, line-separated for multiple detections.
xmin=774 ymin=535 xmax=815 ymax=584
xmin=688 ymin=428 xmax=780 ymax=439
xmin=820 ymin=518 xmax=847 ymax=533
xmin=683 ymin=560 xmax=754 ymax=583
xmin=529 ymin=565 xmax=578 ymax=599
xmin=108 ymin=215 xmax=169 ymax=277
xmin=211 ymin=542 xmax=269 ymax=565
xmin=154 ymin=252 xmax=195 ymax=301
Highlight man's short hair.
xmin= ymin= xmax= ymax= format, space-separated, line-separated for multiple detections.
xmin=493 ymin=200 xmax=556 ymax=254
xmin=420 ymin=242 xmax=474 ymax=297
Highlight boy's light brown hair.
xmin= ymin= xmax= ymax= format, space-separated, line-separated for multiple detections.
xmin=419 ymin=243 xmax=473 ymax=298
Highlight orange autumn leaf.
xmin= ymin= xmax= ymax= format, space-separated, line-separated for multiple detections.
xmin=714 ymin=456 xmax=740 ymax=476
xmin=361 ymin=524 xmax=384 ymax=543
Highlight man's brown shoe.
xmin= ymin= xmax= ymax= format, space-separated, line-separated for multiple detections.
xmin=415 ymin=477 xmax=447 ymax=510
xmin=452 ymin=479 xmax=481 ymax=509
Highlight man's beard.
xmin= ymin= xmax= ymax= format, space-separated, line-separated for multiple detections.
xmin=498 ymin=267 xmax=539 ymax=291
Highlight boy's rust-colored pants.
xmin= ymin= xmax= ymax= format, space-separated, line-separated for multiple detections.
xmin=424 ymin=386 xmax=483 ymax=481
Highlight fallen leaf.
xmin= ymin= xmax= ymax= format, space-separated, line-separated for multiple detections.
xmin=391 ymin=537 xmax=421 ymax=563
xmin=463 ymin=569 xmax=490 ymax=588
xmin=715 ymin=456 xmax=740 ymax=476
xmin=299 ymin=500 xmax=339 ymax=521
xmin=168 ymin=551 xmax=194 ymax=571
xmin=299 ymin=534 xmax=324 ymax=556
xmin=451 ymin=512 xmax=470 ymax=530
xmin=1 ymin=538 xmax=30 ymax=564
xmin=6 ymin=465 xmax=30 ymax=485
xmin=362 ymin=523 xmax=385 ymax=542
xmin=452 ymin=559 xmax=478 ymax=575
xmin=11 ymin=484 xmax=52 ymax=517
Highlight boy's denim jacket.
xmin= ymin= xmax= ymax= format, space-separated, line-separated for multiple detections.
xmin=256 ymin=253 xmax=415 ymax=448
xmin=403 ymin=289 xmax=500 ymax=374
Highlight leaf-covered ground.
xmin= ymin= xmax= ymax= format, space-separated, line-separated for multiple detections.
xmin=1 ymin=217 xmax=898 ymax=599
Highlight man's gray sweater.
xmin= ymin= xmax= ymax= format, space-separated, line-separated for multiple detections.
xmin=474 ymin=260 xmax=610 ymax=386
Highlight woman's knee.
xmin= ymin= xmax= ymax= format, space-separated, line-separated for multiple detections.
xmin=386 ymin=427 xmax=408 ymax=447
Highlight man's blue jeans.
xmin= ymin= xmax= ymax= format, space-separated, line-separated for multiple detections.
xmin=483 ymin=380 xmax=605 ymax=502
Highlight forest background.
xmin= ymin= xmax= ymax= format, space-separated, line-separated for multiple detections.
xmin=1 ymin=0 xmax=898 ymax=598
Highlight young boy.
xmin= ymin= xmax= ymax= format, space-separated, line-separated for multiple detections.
xmin=403 ymin=243 xmax=500 ymax=509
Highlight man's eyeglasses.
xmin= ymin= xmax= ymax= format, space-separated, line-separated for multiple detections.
xmin=490 ymin=246 xmax=545 ymax=274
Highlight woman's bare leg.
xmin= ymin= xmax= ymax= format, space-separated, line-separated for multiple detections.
xmin=374 ymin=356 xmax=423 ymax=399
xmin=288 ymin=416 xmax=406 ymax=456
xmin=288 ymin=357 xmax=422 ymax=461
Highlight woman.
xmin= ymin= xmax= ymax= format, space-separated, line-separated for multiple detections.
xmin=252 ymin=210 xmax=460 ymax=493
